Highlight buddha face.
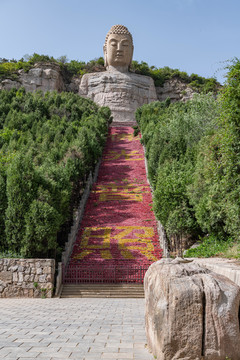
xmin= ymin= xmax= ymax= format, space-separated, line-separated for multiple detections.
xmin=104 ymin=33 xmax=133 ymax=70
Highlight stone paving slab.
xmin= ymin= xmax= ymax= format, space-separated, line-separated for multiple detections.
xmin=0 ymin=298 xmax=154 ymax=360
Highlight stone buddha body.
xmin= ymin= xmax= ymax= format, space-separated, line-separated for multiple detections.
xmin=79 ymin=25 xmax=157 ymax=122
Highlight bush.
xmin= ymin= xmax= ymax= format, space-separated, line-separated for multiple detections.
xmin=136 ymin=94 xmax=219 ymax=251
xmin=184 ymin=235 xmax=233 ymax=258
xmin=0 ymin=88 xmax=111 ymax=257
xmin=130 ymin=62 xmax=220 ymax=92
xmin=137 ymin=59 xmax=240 ymax=255
xmin=189 ymin=59 xmax=240 ymax=240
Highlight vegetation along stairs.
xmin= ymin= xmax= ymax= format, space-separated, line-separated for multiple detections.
xmin=61 ymin=125 xmax=163 ymax=298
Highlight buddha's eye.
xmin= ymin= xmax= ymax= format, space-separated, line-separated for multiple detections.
xmin=110 ymin=40 xmax=117 ymax=47
xmin=122 ymin=41 xmax=129 ymax=47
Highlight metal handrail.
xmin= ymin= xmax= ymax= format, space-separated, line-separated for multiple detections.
xmin=62 ymin=263 xmax=150 ymax=284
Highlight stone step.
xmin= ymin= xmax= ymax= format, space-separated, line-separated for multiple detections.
xmin=62 ymin=283 xmax=144 ymax=288
xmin=61 ymin=294 xmax=144 ymax=298
xmin=60 ymin=284 xmax=144 ymax=298
xmin=62 ymin=290 xmax=144 ymax=296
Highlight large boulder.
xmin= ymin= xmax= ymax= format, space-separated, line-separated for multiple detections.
xmin=144 ymin=258 xmax=240 ymax=360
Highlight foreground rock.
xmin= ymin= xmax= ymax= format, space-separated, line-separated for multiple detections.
xmin=144 ymin=258 xmax=240 ymax=360
xmin=191 ymin=258 xmax=240 ymax=288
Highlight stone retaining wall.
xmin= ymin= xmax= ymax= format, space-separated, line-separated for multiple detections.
xmin=0 ymin=258 xmax=55 ymax=298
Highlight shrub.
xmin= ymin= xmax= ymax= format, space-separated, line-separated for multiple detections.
xmin=189 ymin=59 xmax=240 ymax=240
xmin=136 ymin=94 xmax=219 ymax=250
xmin=0 ymin=89 xmax=111 ymax=257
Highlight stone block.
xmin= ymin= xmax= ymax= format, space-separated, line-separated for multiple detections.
xmin=46 ymin=274 xmax=53 ymax=282
xmin=9 ymin=265 xmax=18 ymax=272
xmin=28 ymin=289 xmax=34 ymax=297
xmin=144 ymin=258 xmax=240 ymax=360
xmin=43 ymin=266 xmax=52 ymax=274
xmin=12 ymin=272 xmax=18 ymax=282
xmin=36 ymin=268 xmax=43 ymax=275
xmin=25 ymin=267 xmax=31 ymax=274
xmin=39 ymin=275 xmax=46 ymax=283
xmin=24 ymin=275 xmax=30 ymax=282
xmin=18 ymin=272 xmax=24 ymax=282
xmin=23 ymin=288 xmax=29 ymax=297
xmin=0 ymin=271 xmax=12 ymax=283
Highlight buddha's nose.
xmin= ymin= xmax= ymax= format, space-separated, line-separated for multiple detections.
xmin=117 ymin=43 xmax=123 ymax=51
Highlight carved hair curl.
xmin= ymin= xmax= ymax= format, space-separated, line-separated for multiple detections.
xmin=104 ymin=25 xmax=133 ymax=50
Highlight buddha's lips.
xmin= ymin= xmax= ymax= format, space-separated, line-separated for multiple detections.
xmin=69 ymin=126 xmax=163 ymax=267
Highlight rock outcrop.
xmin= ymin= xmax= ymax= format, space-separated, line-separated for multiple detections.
xmin=0 ymin=62 xmax=65 ymax=93
xmin=144 ymin=258 xmax=240 ymax=360
xmin=156 ymin=78 xmax=196 ymax=102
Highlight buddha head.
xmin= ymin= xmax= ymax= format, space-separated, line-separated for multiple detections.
xmin=103 ymin=25 xmax=134 ymax=72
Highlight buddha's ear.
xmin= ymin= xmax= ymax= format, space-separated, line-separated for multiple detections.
xmin=103 ymin=45 xmax=108 ymax=68
xmin=129 ymin=45 xmax=134 ymax=68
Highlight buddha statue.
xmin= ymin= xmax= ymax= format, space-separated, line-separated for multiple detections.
xmin=79 ymin=25 xmax=157 ymax=123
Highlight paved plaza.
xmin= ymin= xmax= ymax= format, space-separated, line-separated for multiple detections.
xmin=0 ymin=298 xmax=154 ymax=360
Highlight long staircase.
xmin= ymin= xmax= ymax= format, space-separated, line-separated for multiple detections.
xmin=61 ymin=125 xmax=162 ymax=298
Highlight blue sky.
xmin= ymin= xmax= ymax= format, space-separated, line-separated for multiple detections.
xmin=1 ymin=0 xmax=240 ymax=84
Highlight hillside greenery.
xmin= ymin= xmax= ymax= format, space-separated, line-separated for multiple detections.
xmin=186 ymin=59 xmax=240 ymax=255
xmin=0 ymin=88 xmax=111 ymax=258
xmin=136 ymin=60 xmax=240 ymax=257
xmin=0 ymin=54 xmax=220 ymax=93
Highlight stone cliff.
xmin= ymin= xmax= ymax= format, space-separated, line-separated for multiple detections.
xmin=156 ymin=77 xmax=196 ymax=102
xmin=0 ymin=62 xmax=196 ymax=103
xmin=0 ymin=63 xmax=65 ymax=93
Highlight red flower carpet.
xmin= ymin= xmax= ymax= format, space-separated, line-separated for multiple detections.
xmin=67 ymin=126 xmax=162 ymax=283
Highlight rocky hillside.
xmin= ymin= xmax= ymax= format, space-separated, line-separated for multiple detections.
xmin=0 ymin=58 xmax=216 ymax=102
xmin=0 ymin=62 xmax=79 ymax=93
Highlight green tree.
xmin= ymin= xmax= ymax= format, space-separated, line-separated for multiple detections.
xmin=136 ymin=94 xmax=219 ymax=247
xmin=0 ymin=172 xmax=7 ymax=248
xmin=23 ymin=200 xmax=62 ymax=257
xmin=0 ymin=88 xmax=110 ymax=257
xmin=5 ymin=152 xmax=37 ymax=253
xmin=189 ymin=59 xmax=240 ymax=239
